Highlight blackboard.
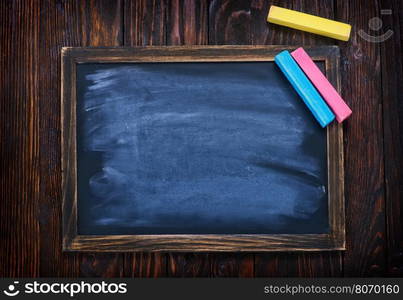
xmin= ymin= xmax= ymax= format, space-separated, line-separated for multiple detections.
xmin=62 ymin=46 xmax=345 ymax=251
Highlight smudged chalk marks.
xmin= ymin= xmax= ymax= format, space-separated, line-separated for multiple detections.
xmin=76 ymin=62 xmax=328 ymax=234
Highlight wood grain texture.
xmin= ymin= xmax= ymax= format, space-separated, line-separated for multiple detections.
xmin=0 ymin=0 xmax=402 ymax=277
xmin=256 ymin=252 xmax=343 ymax=277
xmin=167 ymin=253 xmax=210 ymax=277
xmin=380 ymin=0 xmax=403 ymax=276
xmin=124 ymin=0 xmax=166 ymax=46
xmin=124 ymin=253 xmax=167 ymax=277
xmin=167 ymin=0 xmax=209 ymax=45
xmin=336 ymin=0 xmax=386 ymax=276
xmin=79 ymin=254 xmax=123 ymax=277
xmin=211 ymin=254 xmax=254 ymax=277
xmin=64 ymin=233 xmax=345 ymax=252
xmin=39 ymin=0 xmax=81 ymax=278
xmin=0 ymin=0 xmax=40 ymax=277
xmin=123 ymin=0 xmax=167 ymax=277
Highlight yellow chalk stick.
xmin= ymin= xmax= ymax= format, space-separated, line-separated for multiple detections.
xmin=267 ymin=6 xmax=351 ymax=41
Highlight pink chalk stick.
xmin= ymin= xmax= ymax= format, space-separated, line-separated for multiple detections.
xmin=291 ymin=47 xmax=352 ymax=122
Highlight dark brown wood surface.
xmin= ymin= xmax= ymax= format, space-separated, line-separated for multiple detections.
xmin=1 ymin=0 xmax=402 ymax=277
xmin=335 ymin=0 xmax=387 ymax=277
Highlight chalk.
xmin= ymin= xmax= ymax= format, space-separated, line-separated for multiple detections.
xmin=274 ymin=51 xmax=335 ymax=127
xmin=267 ymin=5 xmax=351 ymax=41
xmin=291 ymin=47 xmax=352 ymax=122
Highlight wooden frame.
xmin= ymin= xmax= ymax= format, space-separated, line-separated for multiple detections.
xmin=61 ymin=46 xmax=345 ymax=252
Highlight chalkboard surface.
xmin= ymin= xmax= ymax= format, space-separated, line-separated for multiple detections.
xmin=76 ymin=61 xmax=328 ymax=235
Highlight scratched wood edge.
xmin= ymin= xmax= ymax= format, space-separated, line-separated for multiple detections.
xmin=336 ymin=0 xmax=387 ymax=276
xmin=65 ymin=234 xmax=344 ymax=252
xmin=0 ymin=0 xmax=41 ymax=277
xmin=61 ymin=45 xmax=345 ymax=252
xmin=61 ymin=47 xmax=78 ymax=251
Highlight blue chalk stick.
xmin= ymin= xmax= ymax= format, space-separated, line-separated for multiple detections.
xmin=274 ymin=50 xmax=335 ymax=127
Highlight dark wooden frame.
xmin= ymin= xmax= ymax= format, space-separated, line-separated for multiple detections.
xmin=61 ymin=46 xmax=345 ymax=252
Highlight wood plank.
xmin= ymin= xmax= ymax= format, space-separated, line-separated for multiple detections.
xmin=380 ymin=0 xmax=403 ymax=276
xmin=124 ymin=253 xmax=167 ymax=277
xmin=80 ymin=0 xmax=123 ymax=47
xmin=166 ymin=0 xmax=210 ymax=277
xmin=209 ymin=0 xmax=254 ymax=45
xmin=39 ymin=0 xmax=81 ymax=277
xmin=211 ymin=254 xmax=254 ymax=277
xmin=124 ymin=0 xmax=166 ymax=46
xmin=167 ymin=253 xmax=210 ymax=277
xmin=64 ymin=233 xmax=345 ymax=252
xmin=167 ymin=0 xmax=209 ymax=45
xmin=80 ymin=254 xmax=123 ymax=277
xmin=0 ymin=0 xmax=40 ymax=277
xmin=256 ymin=253 xmax=343 ymax=277
xmin=336 ymin=0 xmax=386 ymax=276
xmin=123 ymin=0 xmax=168 ymax=277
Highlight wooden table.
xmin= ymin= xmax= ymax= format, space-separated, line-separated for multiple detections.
xmin=1 ymin=0 xmax=402 ymax=277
